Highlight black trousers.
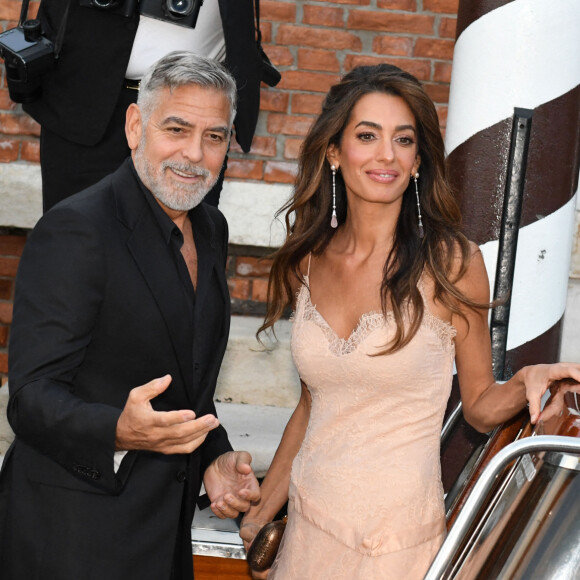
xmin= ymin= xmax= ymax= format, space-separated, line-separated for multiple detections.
xmin=40 ymin=87 xmax=224 ymax=213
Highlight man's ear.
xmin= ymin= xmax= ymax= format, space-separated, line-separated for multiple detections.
xmin=125 ymin=104 xmax=143 ymax=151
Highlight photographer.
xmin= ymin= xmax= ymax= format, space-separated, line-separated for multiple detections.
xmin=17 ymin=0 xmax=275 ymax=211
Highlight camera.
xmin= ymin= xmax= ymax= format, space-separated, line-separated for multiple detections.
xmin=0 ymin=20 xmax=54 ymax=103
xmin=139 ymin=0 xmax=204 ymax=29
xmin=78 ymin=0 xmax=138 ymax=19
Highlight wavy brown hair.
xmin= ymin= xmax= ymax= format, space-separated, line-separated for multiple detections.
xmin=261 ymin=64 xmax=483 ymax=352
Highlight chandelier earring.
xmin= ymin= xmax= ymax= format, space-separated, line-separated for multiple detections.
xmin=414 ymin=172 xmax=424 ymax=238
xmin=330 ymin=165 xmax=338 ymax=228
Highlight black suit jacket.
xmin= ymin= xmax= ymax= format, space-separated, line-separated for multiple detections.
xmin=0 ymin=159 xmax=232 ymax=579
xmin=24 ymin=0 xmax=263 ymax=152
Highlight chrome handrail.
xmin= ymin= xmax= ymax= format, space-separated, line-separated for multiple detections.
xmin=424 ymin=435 xmax=580 ymax=580
xmin=440 ymin=400 xmax=463 ymax=446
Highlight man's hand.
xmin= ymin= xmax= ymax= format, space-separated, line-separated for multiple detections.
xmin=204 ymin=451 xmax=260 ymax=519
xmin=115 ymin=375 xmax=219 ymax=453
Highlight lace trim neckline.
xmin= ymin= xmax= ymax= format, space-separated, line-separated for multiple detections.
xmin=295 ymin=276 xmax=456 ymax=357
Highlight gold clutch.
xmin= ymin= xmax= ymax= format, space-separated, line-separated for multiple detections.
xmin=246 ymin=516 xmax=288 ymax=572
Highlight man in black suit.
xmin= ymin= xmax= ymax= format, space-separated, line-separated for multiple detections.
xmin=0 ymin=51 xmax=259 ymax=580
xmin=24 ymin=0 xmax=273 ymax=211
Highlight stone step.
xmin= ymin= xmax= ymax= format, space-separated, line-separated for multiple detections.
xmin=215 ymin=402 xmax=292 ymax=478
xmin=216 ymin=316 xmax=300 ymax=408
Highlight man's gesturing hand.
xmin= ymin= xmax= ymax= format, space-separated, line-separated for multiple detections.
xmin=115 ymin=375 xmax=219 ymax=454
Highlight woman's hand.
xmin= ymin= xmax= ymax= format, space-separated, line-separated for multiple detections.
xmin=240 ymin=517 xmax=271 ymax=579
xmin=520 ymin=362 xmax=580 ymax=423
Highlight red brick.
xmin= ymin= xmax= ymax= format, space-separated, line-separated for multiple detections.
xmin=0 ymin=302 xmax=13 ymax=324
xmin=434 ymin=62 xmax=453 ymax=83
xmin=0 ymin=139 xmax=18 ymax=162
xmin=297 ymin=49 xmax=340 ymax=73
xmin=0 ymin=279 xmax=11 ymax=300
xmin=343 ymin=55 xmax=431 ymax=82
xmin=228 ymin=278 xmax=250 ymax=300
xmin=0 ymin=257 xmax=19 ymax=277
xmin=347 ymin=11 xmax=435 ymax=35
xmin=292 ymin=93 xmax=325 ymax=115
xmin=0 ymin=325 xmax=8 ymax=348
xmin=251 ymin=279 xmax=269 ymax=303
xmin=264 ymin=161 xmax=298 ymax=184
xmin=317 ymin=0 xmax=369 ymax=4
xmin=259 ymin=21 xmax=273 ymax=43
xmin=0 ymin=1 xmax=22 ymax=20
xmin=414 ymin=37 xmax=455 ymax=60
xmin=267 ymin=114 xmax=314 ymax=137
xmin=259 ymin=90 xmax=290 ymax=113
xmin=423 ymin=0 xmax=459 ymax=14
xmin=224 ymin=159 xmax=264 ymax=180
xmin=284 ymin=138 xmax=304 ymax=160
xmin=277 ymin=71 xmax=340 ymax=93
xmin=378 ymin=0 xmax=417 ymax=9
xmin=439 ymin=17 xmax=457 ymax=39
xmin=263 ymin=45 xmax=294 ymax=67
xmin=302 ymin=5 xmax=344 ymax=28
xmin=21 ymin=139 xmax=40 ymax=163
xmin=436 ymin=105 xmax=448 ymax=128
xmin=235 ymin=257 xmax=273 ymax=278
xmin=261 ymin=0 xmax=296 ymax=22
xmin=0 ymin=113 xmax=41 ymax=137
xmin=276 ymin=25 xmax=362 ymax=51
xmin=230 ymin=135 xmax=277 ymax=157
xmin=0 ymin=235 xmax=26 ymax=257
xmin=248 ymin=136 xmax=277 ymax=157
xmin=423 ymin=82 xmax=450 ymax=104
xmin=0 ymin=88 xmax=17 ymax=111
xmin=372 ymin=35 xmax=413 ymax=57
xmin=0 ymin=352 xmax=7 ymax=374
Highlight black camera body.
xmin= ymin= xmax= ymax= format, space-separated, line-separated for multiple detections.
xmin=78 ymin=0 xmax=137 ymax=19
xmin=0 ymin=20 xmax=54 ymax=103
xmin=139 ymin=0 xmax=204 ymax=29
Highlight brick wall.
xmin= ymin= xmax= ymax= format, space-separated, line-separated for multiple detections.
xmin=0 ymin=0 xmax=460 ymax=383
xmin=0 ymin=231 xmax=25 ymax=386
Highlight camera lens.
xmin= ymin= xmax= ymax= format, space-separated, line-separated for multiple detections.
xmin=165 ymin=0 xmax=194 ymax=17
xmin=92 ymin=0 xmax=119 ymax=8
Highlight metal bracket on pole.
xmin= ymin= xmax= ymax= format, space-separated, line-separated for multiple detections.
xmin=490 ymin=108 xmax=533 ymax=381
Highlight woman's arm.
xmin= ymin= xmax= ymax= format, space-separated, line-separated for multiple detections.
xmin=452 ymin=244 xmax=580 ymax=433
xmin=240 ymin=380 xmax=311 ymax=544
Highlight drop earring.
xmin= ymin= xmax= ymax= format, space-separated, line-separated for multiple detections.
xmin=414 ymin=172 xmax=424 ymax=238
xmin=330 ymin=165 xmax=338 ymax=228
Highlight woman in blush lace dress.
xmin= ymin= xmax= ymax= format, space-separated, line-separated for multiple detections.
xmin=239 ymin=65 xmax=580 ymax=580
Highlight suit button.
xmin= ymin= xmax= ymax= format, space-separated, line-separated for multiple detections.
xmin=176 ymin=471 xmax=187 ymax=483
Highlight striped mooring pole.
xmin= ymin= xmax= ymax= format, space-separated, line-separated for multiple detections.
xmin=446 ymin=0 xmax=580 ymax=380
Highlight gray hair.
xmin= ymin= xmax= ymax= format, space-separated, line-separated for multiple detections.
xmin=137 ymin=51 xmax=237 ymax=127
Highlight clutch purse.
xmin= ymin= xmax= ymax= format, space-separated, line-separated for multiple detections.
xmin=246 ymin=516 xmax=288 ymax=572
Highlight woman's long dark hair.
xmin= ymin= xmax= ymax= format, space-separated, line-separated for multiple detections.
xmin=260 ymin=64 xmax=482 ymax=351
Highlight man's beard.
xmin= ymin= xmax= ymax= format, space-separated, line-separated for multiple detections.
xmin=134 ymin=141 xmax=218 ymax=212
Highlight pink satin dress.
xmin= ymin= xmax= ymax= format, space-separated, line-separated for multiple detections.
xmin=269 ymin=275 xmax=456 ymax=579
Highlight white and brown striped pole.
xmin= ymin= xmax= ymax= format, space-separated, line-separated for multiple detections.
xmin=446 ymin=0 xmax=580 ymax=379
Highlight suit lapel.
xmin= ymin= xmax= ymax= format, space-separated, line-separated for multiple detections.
xmin=113 ymin=162 xmax=194 ymax=404
xmin=190 ymin=204 xmax=229 ymax=328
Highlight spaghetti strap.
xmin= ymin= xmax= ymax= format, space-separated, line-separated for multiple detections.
xmin=307 ymin=253 xmax=312 ymax=277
